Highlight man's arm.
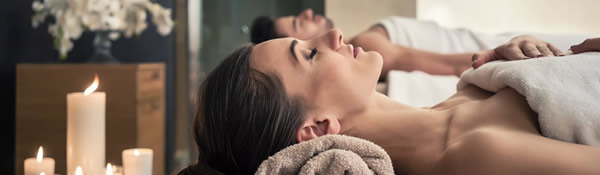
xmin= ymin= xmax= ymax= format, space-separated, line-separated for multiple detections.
xmin=350 ymin=29 xmax=473 ymax=80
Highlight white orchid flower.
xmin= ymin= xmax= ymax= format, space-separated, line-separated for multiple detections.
xmin=30 ymin=0 xmax=173 ymax=58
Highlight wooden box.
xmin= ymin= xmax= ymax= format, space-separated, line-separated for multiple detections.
xmin=16 ymin=63 xmax=165 ymax=175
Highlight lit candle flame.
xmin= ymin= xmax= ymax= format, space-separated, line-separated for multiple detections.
xmin=133 ymin=149 xmax=140 ymax=156
xmin=76 ymin=166 xmax=83 ymax=175
xmin=83 ymin=73 xmax=99 ymax=96
xmin=36 ymin=146 xmax=43 ymax=163
xmin=106 ymin=163 xmax=113 ymax=175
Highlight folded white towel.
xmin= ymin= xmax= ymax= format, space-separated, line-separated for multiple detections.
xmin=458 ymin=52 xmax=600 ymax=146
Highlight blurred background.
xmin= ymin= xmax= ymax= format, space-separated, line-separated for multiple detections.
xmin=1 ymin=0 xmax=597 ymax=174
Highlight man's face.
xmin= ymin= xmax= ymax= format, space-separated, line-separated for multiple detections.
xmin=274 ymin=8 xmax=334 ymax=40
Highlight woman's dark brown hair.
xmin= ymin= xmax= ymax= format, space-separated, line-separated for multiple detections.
xmin=179 ymin=44 xmax=305 ymax=174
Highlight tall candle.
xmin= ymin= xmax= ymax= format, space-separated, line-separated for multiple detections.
xmin=24 ymin=146 xmax=55 ymax=175
xmin=75 ymin=166 xmax=83 ymax=175
xmin=122 ymin=148 xmax=153 ymax=175
xmin=67 ymin=74 xmax=105 ymax=175
xmin=106 ymin=163 xmax=113 ymax=175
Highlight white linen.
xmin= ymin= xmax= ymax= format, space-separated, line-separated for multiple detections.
xmin=387 ymin=70 xmax=458 ymax=107
xmin=377 ymin=16 xmax=591 ymax=53
xmin=457 ymin=52 xmax=600 ymax=146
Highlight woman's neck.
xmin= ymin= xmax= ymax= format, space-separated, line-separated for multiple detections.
xmin=339 ymin=92 xmax=445 ymax=133
xmin=339 ymin=92 xmax=452 ymax=165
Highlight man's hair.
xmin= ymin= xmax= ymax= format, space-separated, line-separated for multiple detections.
xmin=250 ymin=16 xmax=285 ymax=44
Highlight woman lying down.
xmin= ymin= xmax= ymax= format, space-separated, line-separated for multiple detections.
xmin=181 ymin=29 xmax=600 ymax=175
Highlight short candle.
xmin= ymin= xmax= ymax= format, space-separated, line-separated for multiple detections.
xmin=122 ymin=148 xmax=153 ymax=175
xmin=24 ymin=146 xmax=55 ymax=175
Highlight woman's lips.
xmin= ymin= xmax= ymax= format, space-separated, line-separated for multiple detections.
xmin=354 ymin=46 xmax=361 ymax=58
xmin=348 ymin=44 xmax=361 ymax=58
xmin=349 ymin=44 xmax=356 ymax=58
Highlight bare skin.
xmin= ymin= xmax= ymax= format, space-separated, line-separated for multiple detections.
xmin=570 ymin=37 xmax=600 ymax=54
xmin=349 ymin=86 xmax=600 ymax=175
xmin=251 ymin=29 xmax=600 ymax=174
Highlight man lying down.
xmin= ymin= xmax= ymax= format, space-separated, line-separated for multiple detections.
xmin=179 ymin=31 xmax=600 ymax=175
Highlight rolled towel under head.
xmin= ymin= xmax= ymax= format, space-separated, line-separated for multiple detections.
xmin=255 ymin=134 xmax=394 ymax=175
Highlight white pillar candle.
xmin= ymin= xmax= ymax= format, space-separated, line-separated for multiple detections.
xmin=67 ymin=74 xmax=105 ymax=175
xmin=110 ymin=164 xmax=123 ymax=175
xmin=24 ymin=146 xmax=55 ymax=175
xmin=122 ymin=148 xmax=153 ymax=175
xmin=106 ymin=163 xmax=113 ymax=175
xmin=75 ymin=166 xmax=83 ymax=175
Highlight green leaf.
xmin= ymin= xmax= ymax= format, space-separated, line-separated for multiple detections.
xmin=53 ymin=37 xmax=60 ymax=50
xmin=59 ymin=54 xmax=67 ymax=62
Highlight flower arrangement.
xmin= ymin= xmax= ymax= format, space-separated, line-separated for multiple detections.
xmin=31 ymin=0 xmax=174 ymax=60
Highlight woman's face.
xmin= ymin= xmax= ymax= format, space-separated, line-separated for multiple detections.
xmin=250 ymin=29 xmax=383 ymax=116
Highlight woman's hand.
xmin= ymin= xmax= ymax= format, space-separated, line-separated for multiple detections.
xmin=570 ymin=38 xmax=600 ymax=54
xmin=472 ymin=35 xmax=563 ymax=69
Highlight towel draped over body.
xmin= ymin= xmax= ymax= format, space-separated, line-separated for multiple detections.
xmin=458 ymin=52 xmax=600 ymax=146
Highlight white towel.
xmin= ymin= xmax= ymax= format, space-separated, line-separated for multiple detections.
xmin=378 ymin=16 xmax=492 ymax=53
xmin=255 ymin=135 xmax=394 ymax=175
xmin=377 ymin=16 xmax=591 ymax=53
xmin=457 ymin=52 xmax=600 ymax=146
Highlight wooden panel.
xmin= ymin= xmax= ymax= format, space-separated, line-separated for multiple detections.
xmin=137 ymin=97 xmax=165 ymax=175
xmin=136 ymin=65 xmax=165 ymax=102
xmin=136 ymin=63 xmax=165 ymax=175
xmin=16 ymin=63 xmax=165 ymax=175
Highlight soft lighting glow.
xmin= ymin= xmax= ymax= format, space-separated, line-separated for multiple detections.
xmin=133 ymin=149 xmax=140 ymax=156
xmin=106 ymin=163 xmax=113 ymax=175
xmin=76 ymin=166 xmax=83 ymax=175
xmin=36 ymin=146 xmax=43 ymax=163
xmin=40 ymin=172 xmax=46 ymax=175
xmin=83 ymin=73 xmax=99 ymax=96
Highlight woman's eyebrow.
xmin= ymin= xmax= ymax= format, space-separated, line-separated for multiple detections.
xmin=289 ymin=39 xmax=299 ymax=64
xmin=292 ymin=17 xmax=297 ymax=32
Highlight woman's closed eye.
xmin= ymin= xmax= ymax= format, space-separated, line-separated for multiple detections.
xmin=307 ymin=48 xmax=318 ymax=60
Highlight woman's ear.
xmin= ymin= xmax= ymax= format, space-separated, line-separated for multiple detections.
xmin=296 ymin=116 xmax=340 ymax=142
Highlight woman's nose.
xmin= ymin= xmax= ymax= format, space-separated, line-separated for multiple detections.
xmin=301 ymin=8 xmax=313 ymax=19
xmin=320 ymin=29 xmax=343 ymax=50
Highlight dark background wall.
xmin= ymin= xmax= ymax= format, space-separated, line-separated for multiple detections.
xmin=0 ymin=0 xmax=174 ymax=174
xmin=1 ymin=0 xmax=325 ymax=173
xmin=199 ymin=0 xmax=324 ymax=73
